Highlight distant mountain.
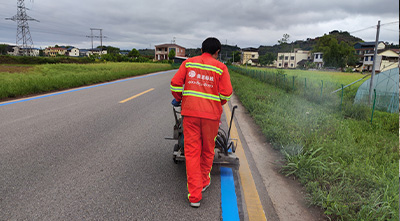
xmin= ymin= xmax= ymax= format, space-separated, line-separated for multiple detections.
xmin=258 ymin=30 xmax=364 ymax=56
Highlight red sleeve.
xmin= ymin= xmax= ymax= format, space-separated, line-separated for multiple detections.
xmin=219 ymin=65 xmax=233 ymax=105
xmin=170 ymin=61 xmax=187 ymax=102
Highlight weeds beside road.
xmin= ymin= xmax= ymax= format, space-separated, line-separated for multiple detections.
xmin=0 ymin=63 xmax=174 ymax=100
xmin=230 ymin=69 xmax=398 ymax=220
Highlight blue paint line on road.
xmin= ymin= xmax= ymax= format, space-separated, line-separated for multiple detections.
xmin=0 ymin=70 xmax=175 ymax=107
xmin=220 ymin=167 xmax=240 ymax=221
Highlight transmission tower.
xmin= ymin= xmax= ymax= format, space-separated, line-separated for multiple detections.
xmin=86 ymin=28 xmax=107 ymax=55
xmin=6 ymin=0 xmax=39 ymax=56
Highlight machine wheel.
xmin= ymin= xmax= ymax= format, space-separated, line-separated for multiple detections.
xmin=173 ymin=144 xmax=180 ymax=152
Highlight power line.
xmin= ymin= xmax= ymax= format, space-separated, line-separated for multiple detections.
xmin=380 ymin=21 xmax=399 ymax=26
xmin=349 ymin=21 xmax=399 ymax=34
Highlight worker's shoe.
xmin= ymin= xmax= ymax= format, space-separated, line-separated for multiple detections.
xmin=190 ymin=201 xmax=201 ymax=208
xmin=202 ymin=181 xmax=211 ymax=192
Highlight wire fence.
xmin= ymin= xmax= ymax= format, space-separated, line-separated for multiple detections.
xmin=228 ymin=66 xmax=399 ymax=122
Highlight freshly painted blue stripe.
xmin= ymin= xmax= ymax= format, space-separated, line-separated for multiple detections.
xmin=220 ymin=167 xmax=240 ymax=221
xmin=0 ymin=70 xmax=175 ymax=107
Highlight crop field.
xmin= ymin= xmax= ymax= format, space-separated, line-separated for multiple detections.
xmin=230 ymin=68 xmax=399 ymax=220
xmin=0 ymin=63 xmax=173 ymax=100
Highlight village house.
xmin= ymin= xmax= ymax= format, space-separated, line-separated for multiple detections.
xmin=276 ymin=49 xmax=311 ymax=68
xmin=241 ymin=47 xmax=259 ymax=65
xmin=362 ymin=49 xmax=399 ymax=72
xmin=354 ymin=41 xmax=386 ymax=63
xmin=67 ymin=47 xmax=80 ymax=57
xmin=313 ymin=52 xmax=324 ymax=69
xmin=44 ymin=47 xmax=67 ymax=57
xmin=154 ymin=43 xmax=185 ymax=61
xmin=7 ymin=45 xmax=20 ymax=56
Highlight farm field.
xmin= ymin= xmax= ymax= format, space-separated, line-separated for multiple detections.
xmin=229 ymin=68 xmax=399 ymax=220
xmin=0 ymin=63 xmax=174 ymax=100
xmin=246 ymin=67 xmax=368 ymax=88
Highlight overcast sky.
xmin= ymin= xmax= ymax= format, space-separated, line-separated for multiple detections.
xmin=0 ymin=0 xmax=398 ymax=50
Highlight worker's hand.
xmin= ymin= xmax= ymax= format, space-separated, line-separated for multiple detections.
xmin=171 ymin=98 xmax=181 ymax=107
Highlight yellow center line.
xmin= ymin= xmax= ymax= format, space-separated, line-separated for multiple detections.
xmin=119 ymin=88 xmax=155 ymax=104
xmin=223 ymin=104 xmax=267 ymax=221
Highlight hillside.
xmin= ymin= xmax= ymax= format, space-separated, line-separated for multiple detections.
xmin=258 ymin=30 xmax=364 ymax=56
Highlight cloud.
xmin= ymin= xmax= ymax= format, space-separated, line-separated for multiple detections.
xmin=0 ymin=0 xmax=398 ymax=49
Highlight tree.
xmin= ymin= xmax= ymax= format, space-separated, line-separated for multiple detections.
xmin=278 ymin=33 xmax=290 ymax=44
xmin=0 ymin=44 xmax=8 ymax=55
xmin=259 ymin=52 xmax=275 ymax=65
xmin=313 ymin=35 xmax=357 ymax=69
xmin=228 ymin=51 xmax=241 ymax=63
xmin=128 ymin=48 xmax=140 ymax=58
xmin=97 ymin=45 xmax=120 ymax=55
xmin=168 ymin=49 xmax=175 ymax=60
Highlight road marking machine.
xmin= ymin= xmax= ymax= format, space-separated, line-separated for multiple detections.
xmin=165 ymin=105 xmax=240 ymax=170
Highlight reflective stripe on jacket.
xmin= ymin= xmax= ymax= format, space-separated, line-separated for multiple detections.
xmin=170 ymin=53 xmax=233 ymax=120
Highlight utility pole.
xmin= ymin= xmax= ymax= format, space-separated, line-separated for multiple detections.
xmin=86 ymin=28 xmax=106 ymax=56
xmin=6 ymin=0 xmax=39 ymax=56
xmin=368 ymin=20 xmax=380 ymax=105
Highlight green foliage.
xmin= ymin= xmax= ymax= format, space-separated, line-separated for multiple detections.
xmin=230 ymin=70 xmax=398 ymax=220
xmin=232 ymin=51 xmax=241 ymax=63
xmin=313 ymin=35 xmax=357 ymax=69
xmin=97 ymin=45 xmax=120 ymax=54
xmin=341 ymin=102 xmax=370 ymax=120
xmin=0 ymin=44 xmax=8 ymax=55
xmin=168 ymin=49 xmax=176 ymax=60
xmin=259 ymin=52 xmax=275 ymax=65
xmin=128 ymin=48 xmax=140 ymax=58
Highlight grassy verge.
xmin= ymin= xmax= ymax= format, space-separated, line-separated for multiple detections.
xmin=0 ymin=62 xmax=174 ymax=100
xmin=230 ymin=70 xmax=399 ymax=220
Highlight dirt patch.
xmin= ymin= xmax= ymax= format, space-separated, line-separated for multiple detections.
xmin=0 ymin=65 xmax=34 ymax=73
xmin=231 ymin=94 xmax=327 ymax=221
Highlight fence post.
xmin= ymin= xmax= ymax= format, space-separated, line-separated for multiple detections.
xmin=292 ymin=76 xmax=295 ymax=91
xmin=320 ymin=80 xmax=324 ymax=98
xmin=283 ymin=74 xmax=286 ymax=90
xmin=371 ymin=89 xmax=376 ymax=124
xmin=304 ymin=78 xmax=307 ymax=94
xmin=340 ymin=84 xmax=344 ymax=111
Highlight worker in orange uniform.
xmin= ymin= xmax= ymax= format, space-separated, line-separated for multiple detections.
xmin=170 ymin=37 xmax=233 ymax=208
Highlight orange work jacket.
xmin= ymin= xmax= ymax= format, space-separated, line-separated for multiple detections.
xmin=170 ymin=53 xmax=233 ymax=120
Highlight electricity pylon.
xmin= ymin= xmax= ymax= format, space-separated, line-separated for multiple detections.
xmin=6 ymin=0 xmax=39 ymax=56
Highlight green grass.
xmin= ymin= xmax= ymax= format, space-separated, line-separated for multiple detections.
xmin=0 ymin=62 xmax=174 ymax=100
xmin=229 ymin=66 xmax=372 ymax=109
xmin=230 ymin=70 xmax=399 ymax=220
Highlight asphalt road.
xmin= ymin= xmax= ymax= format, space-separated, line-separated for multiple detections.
xmin=0 ymin=70 xmax=226 ymax=220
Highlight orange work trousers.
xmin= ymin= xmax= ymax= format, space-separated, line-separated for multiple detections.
xmin=183 ymin=116 xmax=219 ymax=203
